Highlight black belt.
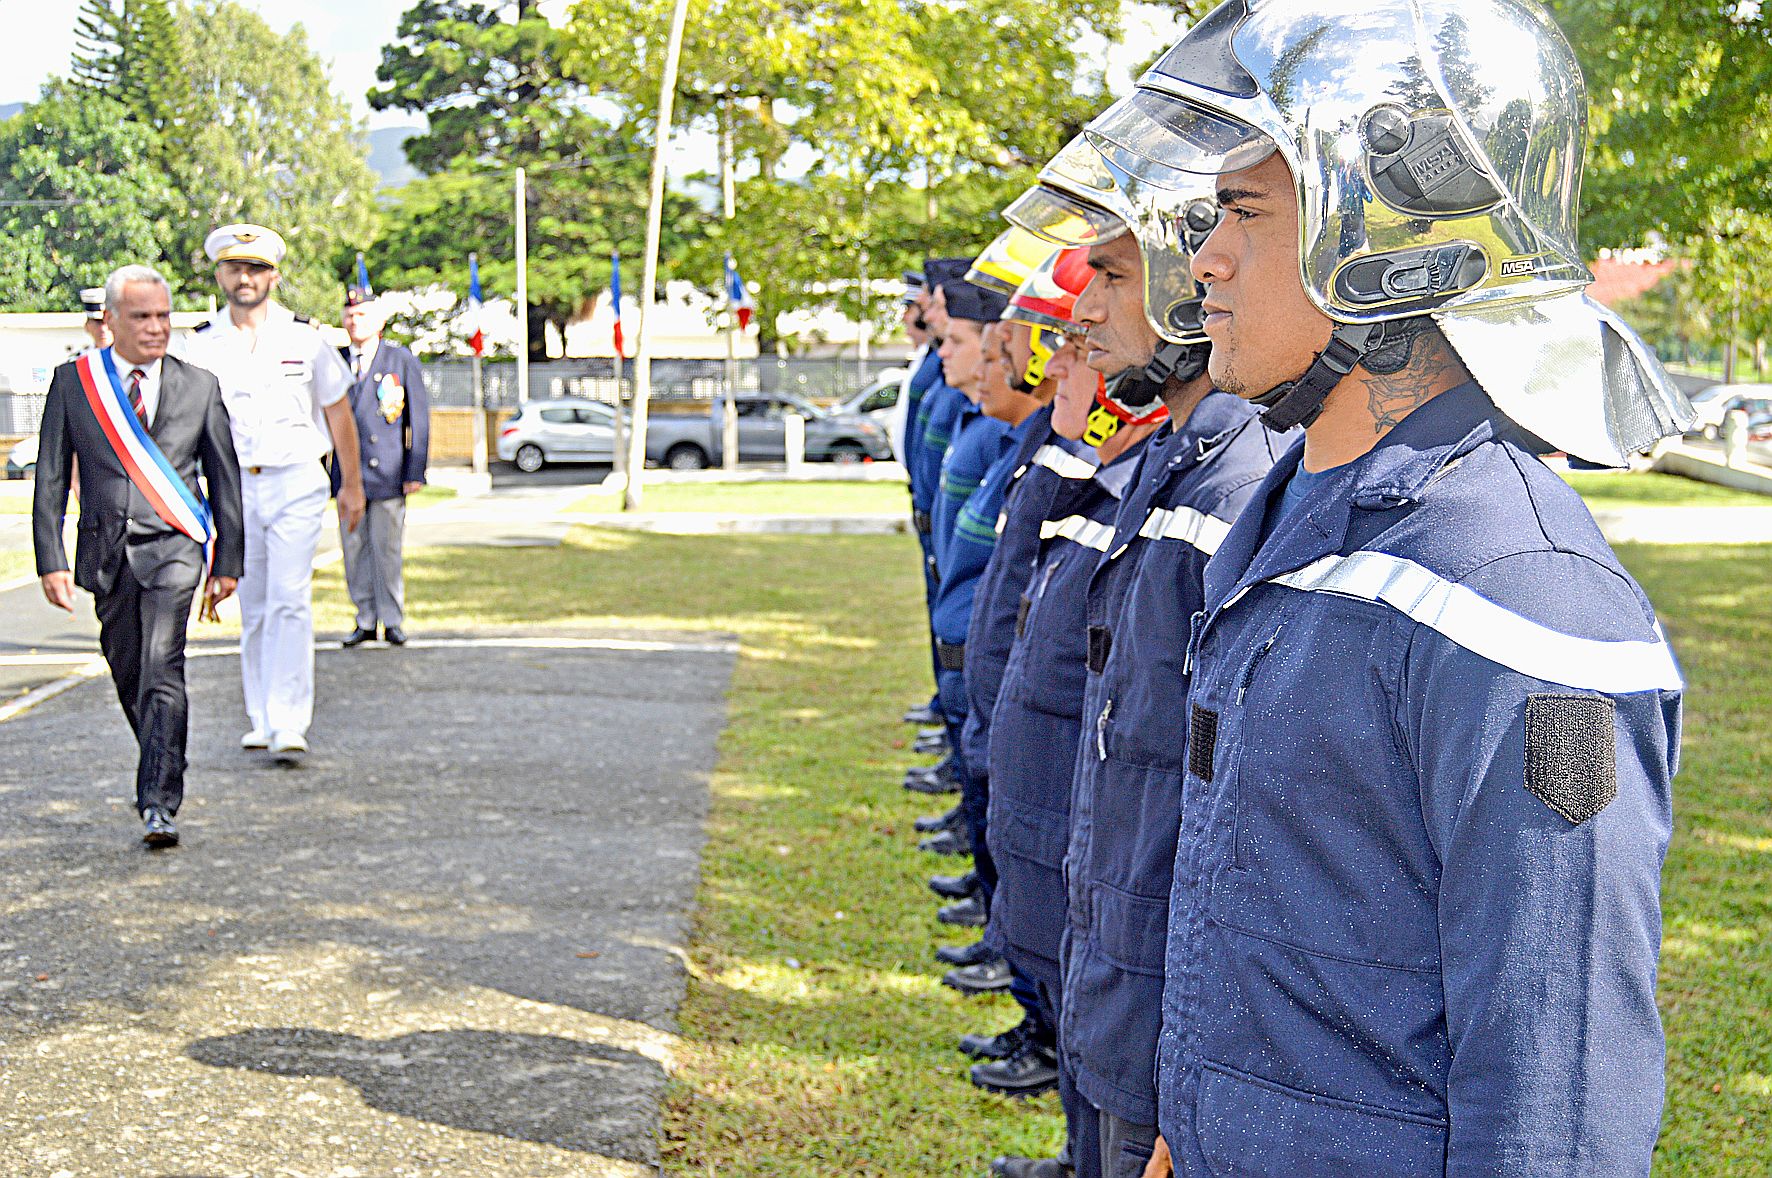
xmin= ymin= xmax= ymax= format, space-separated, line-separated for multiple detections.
xmin=936 ymin=641 xmax=966 ymax=671
xmin=913 ymin=509 xmax=933 ymax=534
xmin=1086 ymin=625 xmax=1113 ymax=673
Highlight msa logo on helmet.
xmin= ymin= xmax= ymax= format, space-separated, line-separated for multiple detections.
xmin=1361 ymin=105 xmax=1503 ymax=219
xmin=1500 ymin=257 xmax=1537 ymax=278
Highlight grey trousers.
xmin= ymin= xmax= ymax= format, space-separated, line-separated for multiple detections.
xmin=340 ymin=495 xmax=407 ymax=629
xmin=1097 ymin=1108 xmax=1159 ymax=1178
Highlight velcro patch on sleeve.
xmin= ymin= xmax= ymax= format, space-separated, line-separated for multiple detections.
xmin=1524 ymin=694 xmax=1617 ymax=824
xmin=1188 ymin=704 xmax=1219 ymax=783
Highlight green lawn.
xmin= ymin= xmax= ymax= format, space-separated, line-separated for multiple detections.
xmin=568 ymin=480 xmax=909 ymax=515
xmin=1561 ymin=469 xmax=1770 ymax=509
xmin=0 ymin=549 xmax=32 ymax=582
xmin=299 ymin=530 xmax=1766 ymax=1175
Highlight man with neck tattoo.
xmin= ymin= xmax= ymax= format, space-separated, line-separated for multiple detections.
xmin=1000 ymin=140 xmax=1291 ymax=1176
xmin=1086 ymin=2 xmax=1692 ymax=1173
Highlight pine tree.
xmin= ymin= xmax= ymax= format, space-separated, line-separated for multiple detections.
xmin=69 ymin=0 xmax=126 ymax=91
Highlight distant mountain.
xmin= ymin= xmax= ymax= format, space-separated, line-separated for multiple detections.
xmin=0 ymin=102 xmax=24 ymax=120
xmin=367 ymin=126 xmax=421 ymax=190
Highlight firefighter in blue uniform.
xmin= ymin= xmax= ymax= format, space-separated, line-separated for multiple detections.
xmin=935 ymin=246 xmax=1101 ymax=967
xmin=1004 ymin=138 xmax=1290 ymax=1176
xmin=924 ymin=277 xmax=1018 ymax=922
xmin=904 ymin=262 xmax=975 ymax=797
xmin=900 ymin=262 xmax=959 ymax=732
xmin=1087 ymin=2 xmax=1691 ymax=1172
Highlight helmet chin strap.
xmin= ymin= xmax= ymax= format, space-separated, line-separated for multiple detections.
xmin=1250 ymin=319 xmax=1427 ymax=433
xmin=1143 ymin=340 xmax=1209 ymax=386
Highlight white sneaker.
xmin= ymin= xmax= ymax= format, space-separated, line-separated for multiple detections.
xmin=269 ymin=730 xmax=308 ymax=755
xmin=241 ymin=729 xmax=270 ymax=750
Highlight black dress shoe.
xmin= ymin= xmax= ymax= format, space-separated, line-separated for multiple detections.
xmin=904 ymin=756 xmax=959 ymax=790
xmin=341 ymin=626 xmax=376 ymax=648
xmin=929 ymin=870 xmax=980 ymax=899
xmin=382 ymin=625 xmax=407 ymax=646
xmin=970 ymin=1038 xmax=1060 ymax=1097
xmin=914 ymin=730 xmax=949 ymax=755
xmin=919 ymin=829 xmax=971 ymax=856
xmin=141 ymin=807 xmax=179 ymax=849
xmin=905 ymin=774 xmax=961 ymax=796
xmin=960 ymin=1015 xmax=1035 ymax=1060
xmin=938 ymin=894 xmax=988 ymax=927
xmin=917 ymin=725 xmax=947 ymax=742
xmin=914 ymin=805 xmax=962 ymax=833
xmin=903 ymin=701 xmax=942 ymax=725
xmin=936 ymin=939 xmax=994 ymax=967
xmin=943 ymin=956 xmax=1013 ymax=995
xmin=990 ymin=1156 xmax=1073 ymax=1178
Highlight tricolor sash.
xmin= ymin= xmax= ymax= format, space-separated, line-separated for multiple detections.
xmin=74 ymin=349 xmax=214 ymax=545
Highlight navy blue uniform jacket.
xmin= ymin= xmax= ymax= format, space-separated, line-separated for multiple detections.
xmin=1158 ymin=383 xmax=1680 ymax=1176
xmin=1061 ymin=392 xmax=1284 ymax=1127
xmin=330 ymin=340 xmax=429 ymax=501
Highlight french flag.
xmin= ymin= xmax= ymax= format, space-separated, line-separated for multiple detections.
xmin=467 ymin=253 xmax=484 ymax=357
xmin=724 ymin=252 xmax=754 ymax=331
xmin=610 ymin=251 xmax=624 ymax=357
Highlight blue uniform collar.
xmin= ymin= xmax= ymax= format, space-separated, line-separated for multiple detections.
xmin=1205 ymin=381 xmax=1501 ymax=609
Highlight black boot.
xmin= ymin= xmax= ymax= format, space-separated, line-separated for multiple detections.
xmin=959 ymin=1014 xmax=1035 ymax=1060
xmin=970 ymin=1038 xmax=1059 ymax=1097
xmin=936 ymin=939 xmax=994 ymax=966
xmin=929 ymin=869 xmax=980 ymax=899
xmin=903 ymin=700 xmax=941 ymax=725
xmin=915 ymin=805 xmax=962 ymax=833
xmin=937 ymin=894 xmax=988 ymax=927
xmin=919 ymin=829 xmax=971 ymax=856
xmin=942 ymin=956 xmax=1012 ymax=995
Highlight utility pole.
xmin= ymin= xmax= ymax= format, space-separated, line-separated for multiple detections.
xmin=624 ymin=0 xmax=693 ymax=510
xmin=720 ymin=105 xmax=740 ymax=472
xmin=515 ymin=165 xmax=531 ymax=404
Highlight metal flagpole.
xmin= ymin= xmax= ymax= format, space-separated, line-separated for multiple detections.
xmin=624 ymin=0 xmax=693 ymax=511
xmin=515 ymin=165 xmax=531 ymax=405
xmin=720 ymin=112 xmax=740 ymax=472
xmin=469 ymin=255 xmax=488 ymax=474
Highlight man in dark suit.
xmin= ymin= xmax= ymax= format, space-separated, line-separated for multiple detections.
xmin=333 ymin=286 xmax=430 ymax=647
xmin=33 ymin=264 xmax=245 ymax=848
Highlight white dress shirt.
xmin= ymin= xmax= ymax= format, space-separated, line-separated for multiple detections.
xmin=178 ymin=302 xmax=350 ymax=468
xmin=347 ymin=339 xmax=380 ymax=379
xmin=110 ymin=350 xmax=164 ymax=426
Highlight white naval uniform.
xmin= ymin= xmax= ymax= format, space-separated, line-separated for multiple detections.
xmin=181 ymin=303 xmax=350 ymax=738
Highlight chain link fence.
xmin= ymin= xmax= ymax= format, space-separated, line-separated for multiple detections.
xmin=0 ymin=356 xmax=905 ymax=441
xmin=422 ymin=356 xmax=901 ymax=410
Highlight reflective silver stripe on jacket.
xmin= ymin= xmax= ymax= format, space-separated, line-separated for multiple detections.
xmin=1031 ymin=444 xmax=1097 ymax=480
xmin=1138 ymin=505 xmax=1232 ymax=555
xmin=1041 ymin=515 xmax=1116 ymax=552
xmin=1268 ymin=551 xmax=1683 ymax=694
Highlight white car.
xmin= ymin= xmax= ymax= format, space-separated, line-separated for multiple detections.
xmin=6 ymin=433 xmax=37 ymax=479
xmin=1687 ymin=383 xmax=1772 ymax=440
xmin=496 ymin=398 xmax=623 ymax=473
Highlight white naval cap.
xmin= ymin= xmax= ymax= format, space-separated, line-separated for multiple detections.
xmin=80 ymin=287 xmax=105 ymax=318
xmin=204 ymin=223 xmax=287 ymax=268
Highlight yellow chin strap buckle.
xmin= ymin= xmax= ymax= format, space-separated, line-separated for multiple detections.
xmin=1082 ymin=404 xmax=1121 ymax=447
xmin=1023 ymin=327 xmax=1059 ymax=389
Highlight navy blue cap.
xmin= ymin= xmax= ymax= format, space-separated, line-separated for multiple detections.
xmin=942 ymin=278 xmax=1011 ymax=323
xmin=924 ymin=257 xmax=970 ymax=287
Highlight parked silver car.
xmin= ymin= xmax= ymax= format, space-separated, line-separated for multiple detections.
xmin=496 ymin=398 xmax=621 ymax=472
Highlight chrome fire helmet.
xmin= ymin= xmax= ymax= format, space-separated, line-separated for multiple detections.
xmin=1005 ymin=134 xmax=1221 ymax=366
xmin=1082 ymin=0 xmax=1692 ymax=460
xmin=966 ymin=227 xmax=1061 ymax=298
